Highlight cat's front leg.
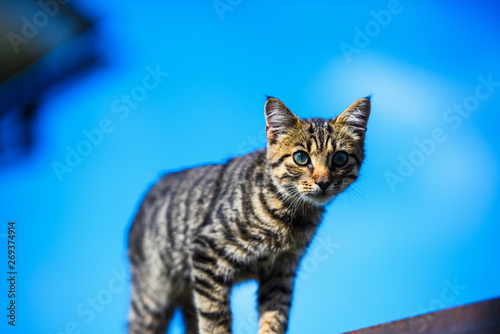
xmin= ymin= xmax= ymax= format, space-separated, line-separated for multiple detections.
xmin=191 ymin=247 xmax=234 ymax=334
xmin=257 ymin=257 xmax=298 ymax=334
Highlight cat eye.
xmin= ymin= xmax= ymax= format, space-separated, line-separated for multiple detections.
xmin=293 ymin=151 xmax=310 ymax=166
xmin=332 ymin=151 xmax=348 ymax=167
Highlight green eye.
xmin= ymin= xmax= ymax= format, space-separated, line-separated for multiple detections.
xmin=332 ymin=151 xmax=348 ymax=167
xmin=293 ymin=151 xmax=310 ymax=166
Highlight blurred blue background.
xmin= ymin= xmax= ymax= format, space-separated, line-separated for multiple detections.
xmin=1 ymin=0 xmax=500 ymax=333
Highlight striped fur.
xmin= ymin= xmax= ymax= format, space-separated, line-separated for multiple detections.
xmin=128 ymin=97 xmax=371 ymax=333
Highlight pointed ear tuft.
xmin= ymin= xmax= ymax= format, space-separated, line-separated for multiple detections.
xmin=336 ymin=97 xmax=371 ymax=136
xmin=264 ymin=97 xmax=299 ymax=140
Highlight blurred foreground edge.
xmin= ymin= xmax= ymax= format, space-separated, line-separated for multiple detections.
xmin=0 ymin=0 xmax=103 ymax=166
xmin=343 ymin=297 xmax=500 ymax=334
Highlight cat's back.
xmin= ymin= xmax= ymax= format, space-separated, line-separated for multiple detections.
xmin=140 ymin=162 xmax=226 ymax=223
xmin=156 ymin=162 xmax=225 ymax=202
xmin=151 ymin=148 xmax=265 ymax=208
xmin=131 ymin=149 xmax=266 ymax=246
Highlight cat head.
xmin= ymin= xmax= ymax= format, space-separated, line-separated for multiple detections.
xmin=265 ymin=96 xmax=370 ymax=206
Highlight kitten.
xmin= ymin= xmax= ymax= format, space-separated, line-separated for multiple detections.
xmin=128 ymin=96 xmax=371 ymax=334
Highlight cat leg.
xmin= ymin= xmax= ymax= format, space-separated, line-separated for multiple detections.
xmin=179 ymin=290 xmax=198 ymax=334
xmin=128 ymin=270 xmax=176 ymax=334
xmin=257 ymin=257 xmax=298 ymax=334
xmin=191 ymin=250 xmax=233 ymax=334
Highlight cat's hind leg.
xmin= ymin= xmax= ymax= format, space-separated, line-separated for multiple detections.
xmin=128 ymin=268 xmax=176 ymax=334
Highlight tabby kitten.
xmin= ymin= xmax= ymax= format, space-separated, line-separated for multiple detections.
xmin=128 ymin=96 xmax=371 ymax=334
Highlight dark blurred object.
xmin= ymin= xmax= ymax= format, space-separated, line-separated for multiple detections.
xmin=0 ymin=0 xmax=102 ymax=165
xmin=344 ymin=297 xmax=500 ymax=334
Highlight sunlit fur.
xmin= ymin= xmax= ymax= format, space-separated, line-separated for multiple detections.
xmin=127 ymin=96 xmax=370 ymax=334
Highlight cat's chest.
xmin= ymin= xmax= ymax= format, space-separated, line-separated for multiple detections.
xmin=231 ymin=252 xmax=289 ymax=282
xmin=228 ymin=235 xmax=311 ymax=280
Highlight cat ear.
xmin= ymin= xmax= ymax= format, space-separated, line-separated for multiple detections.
xmin=335 ymin=97 xmax=371 ymax=137
xmin=264 ymin=97 xmax=300 ymax=140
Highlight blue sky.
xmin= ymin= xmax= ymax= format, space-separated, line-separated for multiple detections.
xmin=1 ymin=1 xmax=500 ymax=333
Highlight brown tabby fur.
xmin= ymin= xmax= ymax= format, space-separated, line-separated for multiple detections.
xmin=128 ymin=96 xmax=371 ymax=333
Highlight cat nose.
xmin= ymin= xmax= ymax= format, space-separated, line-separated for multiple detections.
xmin=316 ymin=180 xmax=331 ymax=191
